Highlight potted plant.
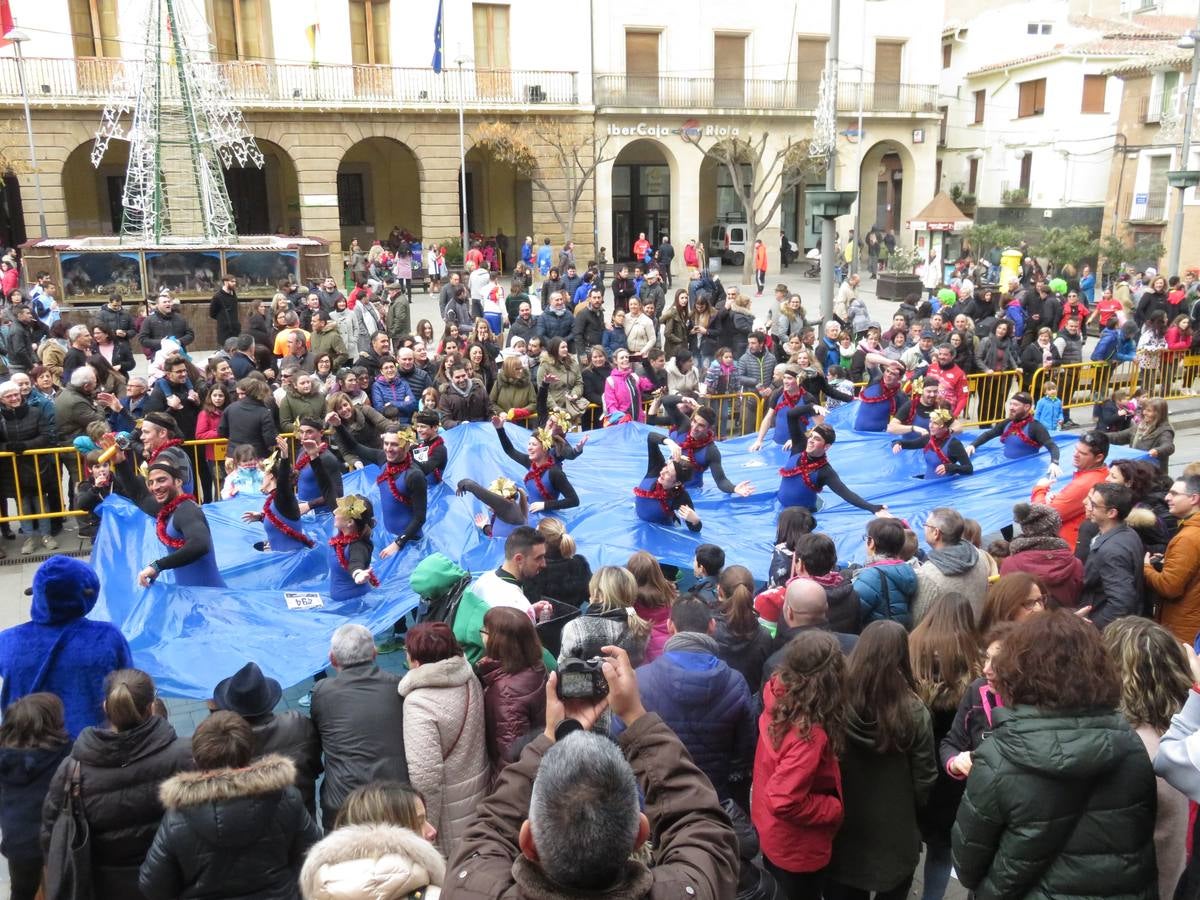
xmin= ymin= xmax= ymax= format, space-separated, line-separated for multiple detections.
xmin=1002 ymin=188 xmax=1029 ymax=206
xmin=876 ymin=245 xmax=924 ymax=301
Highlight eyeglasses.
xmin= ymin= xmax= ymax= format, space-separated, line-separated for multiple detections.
xmin=1022 ymin=595 xmax=1047 ymax=611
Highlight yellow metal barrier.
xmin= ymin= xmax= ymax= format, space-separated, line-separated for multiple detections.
xmin=1028 ymin=361 xmax=1115 ymax=414
xmin=588 ymin=392 xmax=768 ymax=441
xmin=1128 ymin=350 xmax=1200 ymax=401
xmin=961 ymin=369 xmax=1022 ymax=428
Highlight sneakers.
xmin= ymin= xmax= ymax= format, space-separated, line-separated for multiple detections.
xmin=1061 ymin=420 xmax=1080 ymax=430
xmin=375 ymin=637 xmax=404 ymax=655
xmin=43 ymin=536 xmax=58 ymax=551
xmin=20 ymin=537 xmax=34 ymax=555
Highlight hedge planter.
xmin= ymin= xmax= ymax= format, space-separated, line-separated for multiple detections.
xmin=876 ymin=272 xmax=923 ymax=301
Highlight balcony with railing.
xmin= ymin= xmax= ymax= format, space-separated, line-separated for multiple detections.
xmin=0 ymin=57 xmax=581 ymax=109
xmin=594 ymin=74 xmax=938 ymax=115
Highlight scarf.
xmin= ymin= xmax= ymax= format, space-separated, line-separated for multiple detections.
xmin=329 ymin=533 xmax=380 ymax=587
xmin=376 ymin=458 xmax=413 ymax=504
xmin=926 ymin=541 xmax=979 ymax=576
xmin=779 ymin=452 xmax=827 ymax=490
xmin=449 ymin=381 xmax=473 ymax=398
xmin=155 ymin=493 xmax=195 ymax=549
xmin=262 ymin=493 xmax=315 ymax=547
xmin=1001 ymin=416 xmax=1039 ymax=448
xmin=294 ymin=444 xmax=328 ymax=474
xmin=147 ymin=438 xmax=184 ymax=463
xmin=663 ymin=632 xmax=720 ymax=656
xmin=633 ymin=483 xmax=674 ymax=518
xmin=775 ymin=390 xmax=804 ymax=413
xmin=523 ymin=459 xmax=555 ymax=501
xmin=926 ymin=434 xmax=951 ymax=467
xmin=680 ymin=432 xmax=714 ymax=466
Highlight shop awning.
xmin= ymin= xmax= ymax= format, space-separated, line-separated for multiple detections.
xmin=907 ymin=192 xmax=973 ymax=233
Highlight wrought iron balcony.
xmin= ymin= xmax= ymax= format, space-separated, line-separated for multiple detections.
xmin=0 ymin=57 xmax=581 ymax=109
xmin=594 ymin=74 xmax=938 ymax=114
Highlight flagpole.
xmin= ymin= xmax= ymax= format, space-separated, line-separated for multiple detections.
xmin=457 ymin=56 xmax=469 ymax=260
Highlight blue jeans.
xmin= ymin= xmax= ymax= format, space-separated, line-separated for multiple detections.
xmin=19 ymin=493 xmax=47 ymax=536
xmin=922 ymin=839 xmax=953 ymax=900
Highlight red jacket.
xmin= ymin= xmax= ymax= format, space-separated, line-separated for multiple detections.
xmin=999 ymin=546 xmax=1084 ymax=607
xmin=926 ymin=361 xmax=970 ymax=416
xmin=754 ymin=242 xmax=768 ymax=272
xmin=1032 ymin=466 xmax=1108 ymax=550
xmin=751 ymin=674 xmax=843 ymax=872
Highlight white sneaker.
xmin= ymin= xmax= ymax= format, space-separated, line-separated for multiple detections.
xmin=43 ymin=536 xmax=58 ymax=550
xmin=20 ymin=537 xmax=34 ymax=555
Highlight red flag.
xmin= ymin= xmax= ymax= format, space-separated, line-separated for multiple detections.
xmin=0 ymin=0 xmax=14 ymax=49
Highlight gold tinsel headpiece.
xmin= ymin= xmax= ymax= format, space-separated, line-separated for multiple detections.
xmin=259 ymin=449 xmax=280 ymax=473
xmin=488 ymin=477 xmax=519 ymax=499
xmin=533 ymin=427 xmax=555 ymax=450
xmin=929 ymin=409 xmax=955 ymax=428
xmin=547 ymin=410 xmax=572 ymax=434
xmin=336 ymin=494 xmax=368 ymax=519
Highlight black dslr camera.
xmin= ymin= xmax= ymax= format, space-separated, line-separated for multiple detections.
xmin=556 ymin=656 xmax=609 ymax=701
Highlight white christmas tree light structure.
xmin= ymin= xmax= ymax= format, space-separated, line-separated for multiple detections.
xmin=90 ymin=0 xmax=264 ymax=243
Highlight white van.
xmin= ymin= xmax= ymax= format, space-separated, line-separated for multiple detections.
xmin=708 ymin=222 xmax=748 ymax=266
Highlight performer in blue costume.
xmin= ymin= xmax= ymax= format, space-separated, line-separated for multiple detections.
xmin=292 ymin=417 xmax=343 ymax=517
xmin=490 ymin=415 xmax=580 ymax=514
xmin=891 ymin=409 xmax=974 ymax=478
xmin=240 ymin=437 xmax=315 ymax=552
xmin=777 ymin=423 xmax=885 ymax=516
xmin=327 ymin=493 xmax=378 ymax=601
xmin=332 ymin=418 xmax=428 ymax=558
xmin=966 ymin=391 xmax=1062 ymax=477
xmin=120 ymin=459 xmax=226 ymax=588
xmin=664 ymin=397 xmax=753 ymax=495
xmin=885 ymin=376 xmax=942 ymax=435
xmin=543 ymin=408 xmax=588 ymax=465
xmin=457 ymin=476 xmax=529 ymax=540
xmin=633 ymin=432 xmax=702 ymax=531
xmin=749 ymin=369 xmax=825 ymax=450
xmin=853 ymin=360 xmax=907 ymax=432
xmin=411 ymin=410 xmax=447 ymax=486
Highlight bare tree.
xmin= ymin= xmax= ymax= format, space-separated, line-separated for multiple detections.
xmin=472 ymin=118 xmax=614 ymax=253
xmin=685 ymin=132 xmax=826 ymax=283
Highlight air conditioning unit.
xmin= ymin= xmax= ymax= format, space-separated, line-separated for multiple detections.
xmin=526 ymin=84 xmax=546 ymax=103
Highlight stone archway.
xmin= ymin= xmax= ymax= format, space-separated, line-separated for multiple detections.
xmin=62 ymin=138 xmax=129 ymax=236
xmin=858 ymin=140 xmax=916 ymax=235
xmin=337 ymin=137 xmax=423 ymax=249
xmin=611 ymin=138 xmax=679 ymax=263
xmin=224 ymin=138 xmax=300 ymax=235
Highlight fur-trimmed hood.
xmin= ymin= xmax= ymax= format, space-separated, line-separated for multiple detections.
xmin=1007 ymin=533 xmax=1070 ymax=554
xmin=1126 ymin=506 xmax=1158 ymax=530
xmin=157 ymin=754 xmax=298 ymax=849
xmin=398 ymin=653 xmax=473 ymax=697
xmin=300 ymin=824 xmax=445 ymax=900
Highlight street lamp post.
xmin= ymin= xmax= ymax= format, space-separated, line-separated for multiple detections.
xmin=1168 ymin=16 xmax=1200 ymax=278
xmin=456 ymin=57 xmax=470 ymax=261
xmin=819 ymin=0 xmax=841 ymax=322
xmin=7 ymin=29 xmax=47 ymax=239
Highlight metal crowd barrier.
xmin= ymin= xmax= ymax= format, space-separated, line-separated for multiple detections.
xmin=591 ymin=391 xmax=768 ymax=440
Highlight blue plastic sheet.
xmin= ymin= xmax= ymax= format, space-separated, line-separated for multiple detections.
xmin=90 ymin=406 xmax=1146 ymax=697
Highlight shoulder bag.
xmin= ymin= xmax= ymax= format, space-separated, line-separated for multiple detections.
xmin=44 ymin=759 xmax=92 ymax=900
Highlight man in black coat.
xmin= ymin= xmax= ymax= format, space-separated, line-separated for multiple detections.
xmin=5 ymin=305 xmax=38 ymax=373
xmin=1080 ymin=482 xmax=1146 ymax=630
xmin=310 ymin=624 xmax=407 ymax=831
xmin=93 ymin=293 xmax=136 ymax=347
xmin=138 ymin=294 xmax=195 ymax=356
xmin=208 ymin=275 xmax=241 ymax=345
xmin=571 ymin=289 xmax=606 ymax=356
xmin=658 ymin=235 xmax=675 ymax=287
xmin=209 ymin=662 xmax=323 ymax=817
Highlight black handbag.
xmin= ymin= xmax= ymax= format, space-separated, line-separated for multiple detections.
xmin=44 ymin=759 xmax=92 ymax=900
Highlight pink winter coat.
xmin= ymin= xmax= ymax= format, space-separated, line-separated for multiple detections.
xmin=603 ymin=369 xmax=655 ymax=424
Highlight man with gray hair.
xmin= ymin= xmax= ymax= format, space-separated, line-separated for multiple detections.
xmin=309 ymin=623 xmax=407 ymax=830
xmin=62 ymin=323 xmax=93 ymax=384
xmin=912 ymin=507 xmax=992 ymax=623
xmin=450 ymin=645 xmax=738 ymax=898
xmin=54 ymin=364 xmax=128 ymax=444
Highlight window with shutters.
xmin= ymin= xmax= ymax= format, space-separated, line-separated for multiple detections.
xmin=209 ymin=0 xmax=268 ymax=62
xmin=337 ymin=173 xmax=366 ymax=227
xmin=942 ymin=42 xmax=952 ymax=68
xmin=973 ymin=89 xmax=985 ymax=124
xmin=874 ymin=39 xmax=903 ymax=82
xmin=796 ymin=36 xmax=828 ymax=106
xmin=1081 ymin=74 xmax=1106 ymax=114
xmin=473 ymin=3 xmax=511 ymax=97
xmin=1147 ymin=155 xmax=1170 ymax=219
xmin=348 ymin=0 xmax=389 ymax=65
xmin=968 ymin=157 xmax=979 ymax=194
xmin=1019 ymin=153 xmax=1032 ymax=192
xmin=625 ymin=30 xmax=660 ymax=104
xmin=714 ymin=33 xmax=746 ymax=107
xmin=68 ymin=0 xmax=119 ymax=57
xmin=1017 ymin=78 xmax=1046 ymax=117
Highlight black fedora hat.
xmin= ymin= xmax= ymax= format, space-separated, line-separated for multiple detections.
xmin=212 ymin=662 xmax=282 ymax=718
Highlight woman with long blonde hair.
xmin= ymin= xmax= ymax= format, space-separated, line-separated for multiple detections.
xmin=556 ymin=565 xmax=650 ymax=668
xmin=1103 ymin=617 xmax=1191 ymax=899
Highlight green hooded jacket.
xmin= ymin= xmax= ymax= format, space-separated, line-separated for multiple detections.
xmin=408 ymin=554 xmax=555 ymax=671
xmin=952 ymin=705 xmax=1156 ymax=900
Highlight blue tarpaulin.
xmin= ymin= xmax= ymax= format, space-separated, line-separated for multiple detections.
xmin=90 ymin=407 xmax=1145 ymax=697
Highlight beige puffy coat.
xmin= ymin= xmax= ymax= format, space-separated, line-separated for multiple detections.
xmin=299 ymin=823 xmax=444 ymax=900
xmin=398 ymin=654 xmax=488 ymax=858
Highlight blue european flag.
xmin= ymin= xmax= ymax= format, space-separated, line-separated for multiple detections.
xmin=432 ymin=0 xmax=444 ymax=74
